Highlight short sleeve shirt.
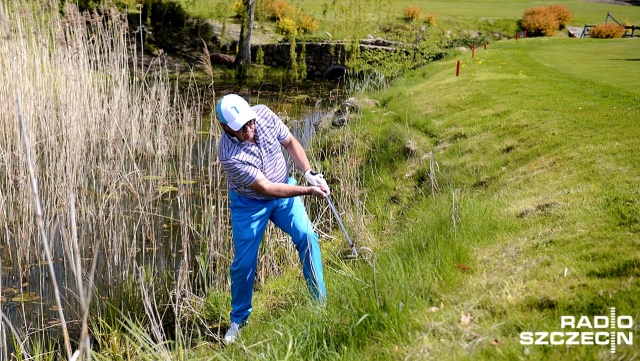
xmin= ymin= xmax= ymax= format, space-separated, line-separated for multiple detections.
xmin=218 ymin=104 xmax=291 ymax=200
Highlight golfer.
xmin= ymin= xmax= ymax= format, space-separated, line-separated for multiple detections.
xmin=216 ymin=94 xmax=329 ymax=344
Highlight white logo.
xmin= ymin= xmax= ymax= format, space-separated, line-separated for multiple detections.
xmin=520 ymin=308 xmax=634 ymax=353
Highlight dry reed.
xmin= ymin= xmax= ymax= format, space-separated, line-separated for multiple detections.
xmin=0 ymin=0 xmax=364 ymax=358
xmin=0 ymin=0 xmax=233 ymax=357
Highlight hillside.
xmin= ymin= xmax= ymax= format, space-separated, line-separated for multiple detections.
xmin=211 ymin=37 xmax=640 ymax=360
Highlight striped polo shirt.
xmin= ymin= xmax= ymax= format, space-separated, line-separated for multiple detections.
xmin=218 ymin=104 xmax=291 ymax=200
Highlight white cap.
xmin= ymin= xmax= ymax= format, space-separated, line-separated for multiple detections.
xmin=216 ymin=94 xmax=258 ymax=131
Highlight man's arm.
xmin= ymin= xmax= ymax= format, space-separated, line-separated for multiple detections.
xmin=280 ymin=134 xmax=312 ymax=173
xmin=280 ymin=133 xmax=330 ymax=195
xmin=249 ymin=173 xmax=327 ymax=198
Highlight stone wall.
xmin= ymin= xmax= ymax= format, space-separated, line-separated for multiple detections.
xmin=251 ymin=40 xmax=402 ymax=79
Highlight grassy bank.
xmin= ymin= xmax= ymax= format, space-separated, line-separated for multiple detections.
xmin=211 ymin=37 xmax=640 ymax=360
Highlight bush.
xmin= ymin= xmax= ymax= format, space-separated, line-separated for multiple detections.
xmin=231 ymin=0 xmax=245 ymax=16
xmin=521 ymin=6 xmax=560 ymax=37
xmin=590 ymin=23 xmax=625 ymax=38
xmin=299 ymin=12 xmax=318 ymax=33
xmin=521 ymin=5 xmax=573 ymax=37
xmin=264 ymin=0 xmax=296 ymax=20
xmin=277 ymin=16 xmax=298 ymax=36
xmin=187 ymin=18 xmax=215 ymax=44
xmin=424 ymin=13 xmax=436 ymax=27
xmin=547 ymin=4 xmax=573 ymax=27
xmin=148 ymin=0 xmax=187 ymax=51
xmin=403 ymin=6 xmax=423 ymax=23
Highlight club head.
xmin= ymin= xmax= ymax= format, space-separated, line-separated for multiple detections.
xmin=338 ymin=248 xmax=358 ymax=260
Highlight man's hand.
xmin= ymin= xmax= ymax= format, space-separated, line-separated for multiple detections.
xmin=308 ymin=185 xmax=328 ymax=199
xmin=304 ymin=169 xmax=330 ymax=196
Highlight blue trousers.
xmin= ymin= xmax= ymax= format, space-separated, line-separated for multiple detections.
xmin=228 ymin=185 xmax=326 ymax=325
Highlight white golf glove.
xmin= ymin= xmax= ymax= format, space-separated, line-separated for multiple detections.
xmin=304 ymin=169 xmax=330 ymax=195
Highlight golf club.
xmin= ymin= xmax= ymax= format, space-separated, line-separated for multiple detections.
xmin=326 ymin=196 xmax=358 ymax=258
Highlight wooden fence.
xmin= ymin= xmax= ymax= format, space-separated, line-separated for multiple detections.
xmin=579 ymin=12 xmax=638 ymax=38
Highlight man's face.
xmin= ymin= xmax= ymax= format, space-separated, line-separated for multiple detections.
xmin=223 ymin=119 xmax=256 ymax=142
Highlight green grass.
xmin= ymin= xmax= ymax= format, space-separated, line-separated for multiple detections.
xmin=379 ymin=37 xmax=640 ymax=360
xmin=196 ymin=37 xmax=640 ymax=360
xmin=300 ymin=0 xmax=640 ymax=24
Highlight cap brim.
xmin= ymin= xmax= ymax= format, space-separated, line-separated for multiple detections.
xmin=227 ymin=109 xmax=258 ymax=131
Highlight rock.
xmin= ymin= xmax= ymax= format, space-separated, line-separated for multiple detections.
xmin=313 ymin=97 xmax=380 ymax=130
xmin=335 ymin=114 xmax=360 ymax=127
xmin=339 ymin=97 xmax=380 ymax=114
xmin=211 ymin=52 xmax=235 ymax=65
xmin=332 ymin=115 xmax=348 ymax=127
xmin=313 ymin=112 xmax=335 ymax=130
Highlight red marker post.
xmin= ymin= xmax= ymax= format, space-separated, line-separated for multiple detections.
xmin=456 ymin=60 xmax=461 ymax=77
xmin=472 ymin=43 xmax=476 ymax=58
xmin=484 ymin=41 xmax=487 ymax=50
xmin=516 ymin=32 xmax=519 ymax=41
xmin=524 ymin=30 xmax=527 ymax=38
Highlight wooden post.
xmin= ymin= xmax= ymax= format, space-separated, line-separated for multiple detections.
xmin=516 ymin=32 xmax=519 ymax=41
xmin=456 ymin=60 xmax=460 ymax=77
xmin=472 ymin=43 xmax=475 ymax=58
xmin=484 ymin=41 xmax=487 ymax=50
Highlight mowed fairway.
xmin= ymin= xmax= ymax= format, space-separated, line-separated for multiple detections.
xmin=378 ymin=37 xmax=640 ymax=360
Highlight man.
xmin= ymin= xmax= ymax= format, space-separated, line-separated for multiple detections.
xmin=216 ymin=94 xmax=330 ymax=344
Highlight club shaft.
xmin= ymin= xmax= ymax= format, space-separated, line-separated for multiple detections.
xmin=326 ymin=196 xmax=358 ymax=257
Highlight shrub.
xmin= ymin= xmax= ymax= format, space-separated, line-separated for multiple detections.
xmin=521 ymin=6 xmax=560 ymax=37
xmin=231 ymin=0 xmax=245 ymax=16
xmin=255 ymin=46 xmax=265 ymax=65
xmin=277 ymin=16 xmax=298 ymax=36
xmin=589 ymin=23 xmax=625 ymax=38
xmin=148 ymin=0 xmax=187 ymax=51
xmin=547 ymin=4 xmax=573 ymax=27
xmin=299 ymin=12 xmax=318 ymax=33
xmin=403 ymin=6 xmax=423 ymax=22
xmin=187 ymin=18 xmax=215 ymax=44
xmin=403 ymin=6 xmax=423 ymax=23
xmin=265 ymin=0 xmax=296 ymax=20
xmin=425 ymin=13 xmax=436 ymax=27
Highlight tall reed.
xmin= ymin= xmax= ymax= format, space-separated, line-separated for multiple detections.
xmin=0 ymin=0 xmax=235 ymax=357
xmin=0 ymin=1 xmax=362 ymax=358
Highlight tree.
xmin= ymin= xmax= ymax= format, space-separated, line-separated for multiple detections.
xmin=235 ymin=0 xmax=255 ymax=79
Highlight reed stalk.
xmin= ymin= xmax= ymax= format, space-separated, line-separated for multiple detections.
xmin=12 ymin=59 xmax=73 ymax=359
